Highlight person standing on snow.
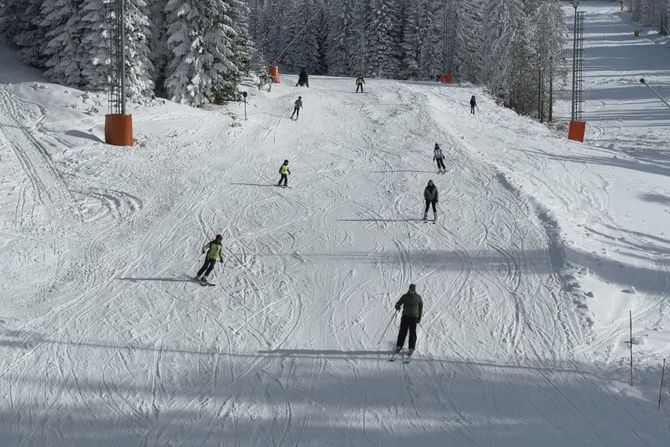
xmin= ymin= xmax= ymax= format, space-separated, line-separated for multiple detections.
xmin=355 ymin=75 xmax=365 ymax=93
xmin=433 ymin=143 xmax=446 ymax=173
xmin=291 ymin=96 xmax=303 ymax=120
xmin=423 ymin=180 xmax=438 ymax=222
xmin=297 ymin=68 xmax=309 ymax=87
xmin=196 ymin=234 xmax=224 ymax=282
xmin=470 ymin=95 xmax=477 ymax=115
xmin=394 ymin=284 xmax=423 ymax=356
xmin=277 ymin=159 xmax=291 ymax=187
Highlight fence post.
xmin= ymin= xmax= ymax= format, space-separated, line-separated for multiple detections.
xmin=629 ymin=310 xmax=634 ymax=386
xmin=659 ymin=359 xmax=666 ymax=411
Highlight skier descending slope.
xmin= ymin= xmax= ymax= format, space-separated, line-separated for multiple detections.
xmin=291 ymin=96 xmax=303 ymax=121
xmin=355 ymin=74 xmax=365 ymax=93
xmin=277 ymin=160 xmax=291 ymax=187
xmin=196 ymin=235 xmax=224 ymax=284
xmin=433 ymin=143 xmax=446 ymax=173
xmin=392 ymin=284 xmax=423 ymax=363
xmin=470 ymin=95 xmax=477 ymax=115
xmin=423 ymin=180 xmax=438 ymax=222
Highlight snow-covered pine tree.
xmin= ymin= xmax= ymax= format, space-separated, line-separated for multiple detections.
xmin=283 ymin=0 xmax=322 ymax=73
xmin=366 ymin=0 xmax=402 ymax=78
xmin=79 ymin=0 xmax=111 ymax=92
xmin=149 ymin=0 xmax=170 ymax=97
xmin=453 ymin=0 xmax=485 ymax=83
xmin=124 ymin=0 xmax=155 ymax=97
xmin=228 ymin=0 xmax=253 ymax=75
xmin=350 ymin=0 xmax=372 ymax=75
xmin=480 ymin=0 xmax=532 ymax=110
xmin=164 ymin=0 xmax=237 ymax=105
xmin=326 ymin=0 xmax=356 ymax=75
xmin=267 ymin=0 xmax=290 ymax=66
xmin=530 ymin=0 xmax=566 ymax=119
xmin=632 ymin=0 xmax=642 ymax=21
xmin=401 ymin=0 xmax=424 ymax=79
xmin=41 ymin=0 xmax=86 ymax=87
xmin=2 ymin=0 xmax=47 ymax=67
xmin=508 ymin=22 xmax=535 ymax=114
xmin=418 ymin=1 xmax=445 ymax=80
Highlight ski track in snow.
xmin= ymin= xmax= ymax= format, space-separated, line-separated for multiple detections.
xmin=2 ymin=28 xmax=670 ymax=447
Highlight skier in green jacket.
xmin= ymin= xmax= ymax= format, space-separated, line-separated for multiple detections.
xmin=277 ymin=159 xmax=291 ymax=187
xmin=196 ymin=234 xmax=224 ymax=282
xmin=394 ymin=284 xmax=423 ymax=356
xmin=355 ymin=75 xmax=365 ymax=93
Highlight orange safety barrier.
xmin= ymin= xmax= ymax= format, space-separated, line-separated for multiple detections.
xmin=440 ymin=74 xmax=455 ymax=84
xmin=269 ymin=66 xmax=280 ymax=83
xmin=105 ymin=114 xmax=133 ymax=147
xmin=568 ymin=120 xmax=586 ymax=143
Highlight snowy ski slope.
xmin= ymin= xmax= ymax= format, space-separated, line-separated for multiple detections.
xmin=1 ymin=4 xmax=669 ymax=445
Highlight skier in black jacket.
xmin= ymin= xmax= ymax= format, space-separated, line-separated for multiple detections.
xmin=470 ymin=95 xmax=477 ymax=115
xmin=423 ymin=180 xmax=438 ymax=222
xmin=297 ymin=68 xmax=309 ymax=87
xmin=394 ymin=284 xmax=423 ymax=356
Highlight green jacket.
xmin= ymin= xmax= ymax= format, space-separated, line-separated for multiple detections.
xmin=356 ymin=76 xmax=365 ymax=85
xmin=279 ymin=164 xmax=290 ymax=175
xmin=203 ymin=240 xmax=223 ymax=261
xmin=395 ymin=292 xmax=423 ymax=319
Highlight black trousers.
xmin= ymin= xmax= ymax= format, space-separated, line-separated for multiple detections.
xmin=471 ymin=104 xmax=476 ymax=114
xmin=396 ymin=316 xmax=419 ymax=350
xmin=198 ymin=258 xmax=217 ymax=278
xmin=278 ymin=174 xmax=288 ymax=186
xmin=424 ymin=200 xmax=437 ymax=213
xmin=291 ymin=107 xmax=300 ymax=119
xmin=356 ymin=84 xmax=363 ymax=93
xmin=435 ymin=158 xmax=446 ymax=170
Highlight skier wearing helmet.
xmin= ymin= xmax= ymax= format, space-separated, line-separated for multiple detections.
xmin=393 ymin=283 xmax=423 ymax=359
xmin=291 ymin=96 xmax=303 ymax=120
xmin=277 ymin=159 xmax=291 ymax=187
xmin=423 ymin=180 xmax=438 ymax=222
xmin=196 ymin=234 xmax=224 ymax=283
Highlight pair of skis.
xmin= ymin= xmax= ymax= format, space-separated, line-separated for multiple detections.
xmin=389 ymin=351 xmax=413 ymax=364
xmin=193 ymin=277 xmax=215 ymax=287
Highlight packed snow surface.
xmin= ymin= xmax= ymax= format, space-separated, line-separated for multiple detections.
xmin=1 ymin=3 xmax=669 ymax=445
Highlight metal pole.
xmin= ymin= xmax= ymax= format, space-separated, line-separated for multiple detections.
xmin=629 ymin=310 xmax=634 ymax=386
xmin=378 ymin=310 xmax=399 ymax=344
xmin=120 ymin=0 xmax=126 ymax=115
xmin=244 ymin=97 xmax=247 ymax=120
xmin=549 ymin=64 xmax=554 ymax=122
xmin=659 ymin=358 xmax=666 ymax=411
xmin=640 ymin=78 xmax=670 ymax=109
xmin=571 ymin=4 xmax=578 ymax=121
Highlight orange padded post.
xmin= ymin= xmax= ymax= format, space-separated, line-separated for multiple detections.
xmin=568 ymin=120 xmax=586 ymax=142
xmin=105 ymin=114 xmax=133 ymax=146
xmin=440 ymin=74 xmax=455 ymax=84
xmin=269 ymin=66 xmax=280 ymax=83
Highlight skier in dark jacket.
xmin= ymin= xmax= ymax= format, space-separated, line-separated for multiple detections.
xmin=197 ymin=234 xmax=224 ymax=282
xmin=355 ymin=75 xmax=365 ymax=93
xmin=470 ymin=95 xmax=477 ymax=115
xmin=423 ymin=180 xmax=438 ymax=221
xmin=394 ymin=284 xmax=423 ymax=356
xmin=291 ymin=96 xmax=303 ymax=120
xmin=277 ymin=159 xmax=291 ymax=187
xmin=433 ymin=143 xmax=446 ymax=173
xmin=297 ymin=68 xmax=309 ymax=87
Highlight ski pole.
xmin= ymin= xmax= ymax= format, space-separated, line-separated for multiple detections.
xmin=419 ymin=322 xmax=428 ymax=341
xmin=378 ymin=309 xmax=399 ymax=344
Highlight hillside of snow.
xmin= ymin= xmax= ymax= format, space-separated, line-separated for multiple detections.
xmin=1 ymin=3 xmax=669 ymax=446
